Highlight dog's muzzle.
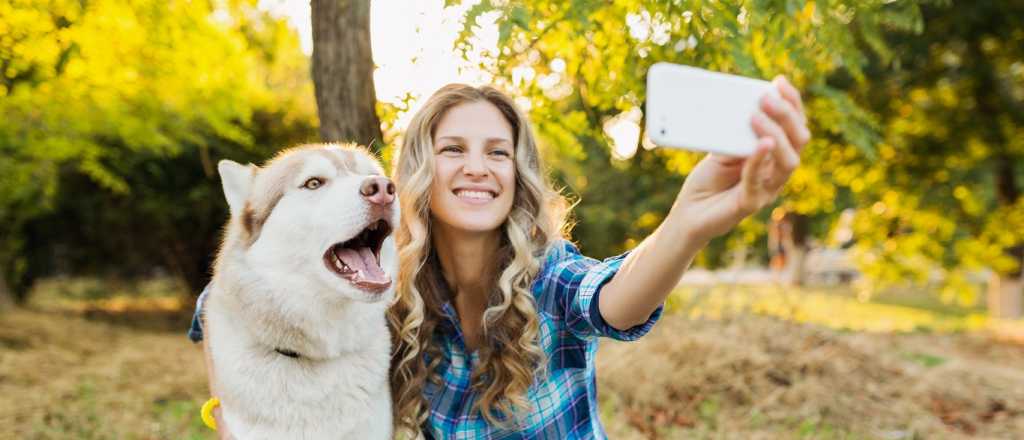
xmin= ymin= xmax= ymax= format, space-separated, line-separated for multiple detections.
xmin=323 ymin=218 xmax=392 ymax=293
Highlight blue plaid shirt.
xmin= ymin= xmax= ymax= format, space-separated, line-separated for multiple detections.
xmin=188 ymin=239 xmax=662 ymax=439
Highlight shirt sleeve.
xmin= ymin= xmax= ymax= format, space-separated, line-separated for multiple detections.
xmin=540 ymin=240 xmax=663 ymax=341
xmin=187 ymin=283 xmax=210 ymax=344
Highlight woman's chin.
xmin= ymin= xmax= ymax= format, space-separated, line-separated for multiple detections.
xmin=457 ymin=223 xmax=504 ymax=235
xmin=440 ymin=217 xmax=505 ymax=235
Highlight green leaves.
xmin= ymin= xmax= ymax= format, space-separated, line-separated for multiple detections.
xmin=0 ymin=0 xmax=318 ymax=296
xmin=809 ymin=84 xmax=881 ymax=160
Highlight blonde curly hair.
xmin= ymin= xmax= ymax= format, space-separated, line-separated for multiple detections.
xmin=388 ymin=84 xmax=570 ymax=435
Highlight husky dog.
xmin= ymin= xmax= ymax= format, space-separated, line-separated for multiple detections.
xmin=204 ymin=144 xmax=397 ymax=439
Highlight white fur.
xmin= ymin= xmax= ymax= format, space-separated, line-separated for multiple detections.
xmin=206 ymin=145 xmax=397 ymax=439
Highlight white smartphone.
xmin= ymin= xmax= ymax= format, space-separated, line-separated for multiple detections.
xmin=645 ymin=62 xmax=778 ymax=157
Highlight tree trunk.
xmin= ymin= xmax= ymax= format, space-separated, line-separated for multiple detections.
xmin=988 ymin=159 xmax=1023 ymax=318
xmin=988 ymin=266 xmax=1023 ymax=319
xmin=311 ymin=0 xmax=383 ymax=152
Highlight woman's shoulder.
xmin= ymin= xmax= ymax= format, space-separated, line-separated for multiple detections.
xmin=536 ymin=239 xmax=596 ymax=282
xmin=539 ymin=238 xmax=584 ymax=268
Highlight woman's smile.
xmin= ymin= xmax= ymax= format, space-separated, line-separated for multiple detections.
xmin=453 ymin=187 xmax=498 ymax=204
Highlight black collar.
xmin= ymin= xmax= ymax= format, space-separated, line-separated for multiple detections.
xmin=275 ymin=348 xmax=301 ymax=358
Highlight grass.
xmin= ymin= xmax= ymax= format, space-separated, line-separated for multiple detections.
xmin=1 ymin=278 xmax=212 ymax=440
xmin=1 ymin=277 xmax=1023 ymax=439
xmin=595 ymin=313 xmax=1024 ymax=438
xmin=665 ymin=283 xmax=1021 ymax=335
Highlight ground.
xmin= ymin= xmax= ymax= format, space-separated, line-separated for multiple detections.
xmin=1 ymin=280 xmax=1022 ymax=439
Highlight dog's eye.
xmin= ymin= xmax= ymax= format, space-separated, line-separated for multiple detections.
xmin=302 ymin=177 xmax=325 ymax=190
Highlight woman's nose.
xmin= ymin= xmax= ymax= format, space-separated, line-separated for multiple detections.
xmin=463 ymin=151 xmax=488 ymax=176
xmin=359 ymin=176 xmax=395 ymax=205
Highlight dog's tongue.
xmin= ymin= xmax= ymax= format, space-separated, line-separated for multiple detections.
xmin=335 ymin=247 xmax=388 ymax=283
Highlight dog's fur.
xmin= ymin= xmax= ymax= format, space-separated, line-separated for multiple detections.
xmin=204 ymin=144 xmax=397 ymax=439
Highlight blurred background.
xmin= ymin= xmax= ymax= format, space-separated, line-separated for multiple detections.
xmin=1 ymin=0 xmax=1023 ymax=438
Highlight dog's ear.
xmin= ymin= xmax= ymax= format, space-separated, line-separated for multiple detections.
xmin=218 ymin=160 xmax=256 ymax=217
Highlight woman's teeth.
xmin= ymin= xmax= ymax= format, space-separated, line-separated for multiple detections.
xmin=455 ymin=189 xmax=494 ymax=200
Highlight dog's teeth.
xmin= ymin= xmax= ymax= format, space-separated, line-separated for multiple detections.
xmin=369 ymin=222 xmax=377 ymax=231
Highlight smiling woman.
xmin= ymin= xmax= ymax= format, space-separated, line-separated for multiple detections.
xmin=388 ymin=84 xmax=573 ymax=437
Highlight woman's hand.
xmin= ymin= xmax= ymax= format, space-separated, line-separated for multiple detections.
xmin=672 ymin=75 xmax=810 ymax=244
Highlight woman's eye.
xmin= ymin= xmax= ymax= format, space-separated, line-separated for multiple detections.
xmin=491 ymin=149 xmax=511 ymax=157
xmin=441 ymin=145 xmax=462 ymax=154
xmin=302 ymin=177 xmax=324 ymax=190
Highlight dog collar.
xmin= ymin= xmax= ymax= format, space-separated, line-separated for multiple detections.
xmin=275 ymin=348 xmax=301 ymax=358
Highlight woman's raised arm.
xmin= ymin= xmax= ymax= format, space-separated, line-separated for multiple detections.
xmin=597 ymin=76 xmax=810 ymax=330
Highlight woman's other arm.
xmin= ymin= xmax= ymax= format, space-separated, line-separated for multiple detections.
xmin=196 ymin=292 xmax=234 ymax=440
xmin=202 ymin=337 xmax=234 ymax=440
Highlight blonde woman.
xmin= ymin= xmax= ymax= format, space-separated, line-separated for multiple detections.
xmin=191 ymin=80 xmax=809 ymax=438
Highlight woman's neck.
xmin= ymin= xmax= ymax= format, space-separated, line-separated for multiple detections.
xmin=432 ymin=223 xmax=502 ymax=351
xmin=431 ymin=223 xmax=502 ymax=300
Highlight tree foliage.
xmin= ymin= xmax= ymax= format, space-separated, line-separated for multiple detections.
xmin=5 ymin=0 xmax=1020 ymax=309
xmin=844 ymin=2 xmax=1024 ymax=303
xmin=448 ymin=0 xmax=935 ymax=264
xmin=0 ymin=0 xmax=318 ymax=298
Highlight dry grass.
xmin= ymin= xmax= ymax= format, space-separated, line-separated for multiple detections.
xmin=0 ymin=307 xmax=210 ymax=440
xmin=1 ymin=280 xmax=1023 ymax=439
xmin=596 ymin=315 xmax=1024 ymax=439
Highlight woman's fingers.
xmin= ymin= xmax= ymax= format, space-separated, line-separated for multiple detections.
xmin=773 ymin=76 xmax=806 ymax=123
xmin=770 ymin=76 xmax=811 ymax=154
xmin=733 ymin=76 xmax=809 ymax=216
xmin=760 ymin=93 xmax=810 ymax=152
xmin=752 ymin=111 xmax=800 ymax=179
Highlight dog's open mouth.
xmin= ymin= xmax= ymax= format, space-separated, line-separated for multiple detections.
xmin=323 ymin=219 xmax=392 ymax=293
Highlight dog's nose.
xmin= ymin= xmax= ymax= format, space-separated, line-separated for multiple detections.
xmin=360 ymin=176 xmax=395 ymax=205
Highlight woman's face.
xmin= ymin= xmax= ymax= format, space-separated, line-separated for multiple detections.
xmin=429 ymin=100 xmax=516 ymax=236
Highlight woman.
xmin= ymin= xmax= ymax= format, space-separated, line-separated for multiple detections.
xmin=195 ymin=79 xmax=809 ymax=438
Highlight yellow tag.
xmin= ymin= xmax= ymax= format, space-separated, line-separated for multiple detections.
xmin=200 ymin=397 xmax=220 ymax=431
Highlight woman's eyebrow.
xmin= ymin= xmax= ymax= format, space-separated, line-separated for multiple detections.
xmin=435 ymin=136 xmax=465 ymax=145
xmin=485 ymin=137 xmax=513 ymax=146
xmin=435 ymin=136 xmax=512 ymax=147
